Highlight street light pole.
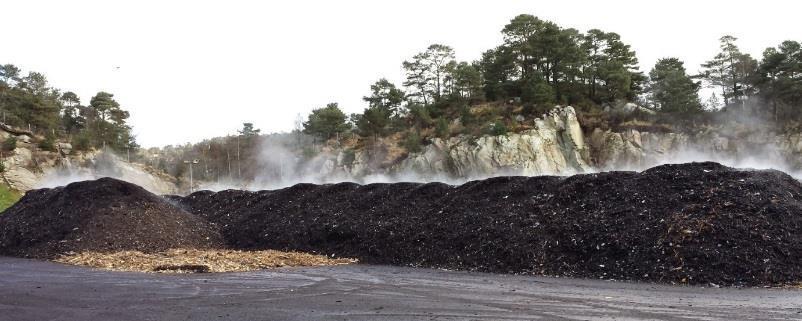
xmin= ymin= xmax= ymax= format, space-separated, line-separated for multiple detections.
xmin=183 ymin=159 xmax=199 ymax=194
xmin=236 ymin=134 xmax=241 ymax=179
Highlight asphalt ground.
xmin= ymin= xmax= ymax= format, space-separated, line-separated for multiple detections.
xmin=0 ymin=257 xmax=800 ymax=321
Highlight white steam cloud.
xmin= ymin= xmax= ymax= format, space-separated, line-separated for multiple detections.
xmin=35 ymin=107 xmax=802 ymax=194
xmin=36 ymin=152 xmax=178 ymax=194
xmin=196 ymin=106 xmax=802 ymax=192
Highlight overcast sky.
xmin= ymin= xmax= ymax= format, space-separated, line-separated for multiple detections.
xmin=2 ymin=0 xmax=800 ymax=147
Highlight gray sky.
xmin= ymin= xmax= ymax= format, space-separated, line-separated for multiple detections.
xmin=2 ymin=0 xmax=800 ymax=147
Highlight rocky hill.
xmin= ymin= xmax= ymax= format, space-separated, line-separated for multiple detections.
xmin=3 ymin=105 xmax=801 ymax=195
xmin=0 ymin=123 xmax=178 ymax=197
xmin=273 ymin=106 xmax=802 ymax=186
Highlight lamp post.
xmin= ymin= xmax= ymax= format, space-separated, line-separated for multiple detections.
xmin=184 ymin=159 xmax=199 ymax=194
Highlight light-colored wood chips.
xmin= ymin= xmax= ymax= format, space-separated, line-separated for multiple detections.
xmin=54 ymin=249 xmax=356 ymax=273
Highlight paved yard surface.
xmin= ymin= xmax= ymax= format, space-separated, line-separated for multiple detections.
xmin=0 ymin=257 xmax=800 ymax=320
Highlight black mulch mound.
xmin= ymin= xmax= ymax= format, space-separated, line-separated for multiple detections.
xmin=0 ymin=177 xmax=224 ymax=259
xmin=2 ymin=162 xmax=801 ymax=286
xmin=172 ymin=162 xmax=802 ymax=286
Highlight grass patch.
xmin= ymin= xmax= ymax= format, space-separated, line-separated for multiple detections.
xmin=0 ymin=183 xmax=21 ymax=212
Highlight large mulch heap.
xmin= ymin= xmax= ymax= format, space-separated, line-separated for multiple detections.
xmin=0 ymin=177 xmax=224 ymax=259
xmin=2 ymin=162 xmax=802 ymax=286
xmin=55 ymin=249 xmax=355 ymax=273
xmin=174 ymin=162 xmax=802 ymax=286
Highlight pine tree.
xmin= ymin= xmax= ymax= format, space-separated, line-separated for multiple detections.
xmin=303 ymin=103 xmax=349 ymax=140
xmin=647 ymin=58 xmax=703 ymax=114
xmin=701 ymin=35 xmax=757 ymax=107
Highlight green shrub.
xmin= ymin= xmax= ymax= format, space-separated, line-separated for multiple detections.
xmin=0 ymin=183 xmax=21 ymax=212
xmin=2 ymin=137 xmax=16 ymax=151
xmin=521 ymin=78 xmax=555 ymax=105
xmin=487 ymin=122 xmax=508 ymax=136
xmin=39 ymin=133 xmax=57 ymax=152
xmin=522 ymin=103 xmax=551 ymax=117
xmin=459 ymin=105 xmax=475 ymax=126
xmin=435 ymin=117 xmax=449 ymax=138
xmin=72 ymin=133 xmax=92 ymax=152
xmin=402 ymin=130 xmax=422 ymax=153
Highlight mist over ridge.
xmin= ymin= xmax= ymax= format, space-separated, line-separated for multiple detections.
xmin=2 ymin=13 xmax=801 ymax=195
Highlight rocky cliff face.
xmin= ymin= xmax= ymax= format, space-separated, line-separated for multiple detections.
xmin=8 ymin=105 xmax=800 ymax=194
xmin=0 ymin=128 xmax=178 ymax=194
xmin=308 ymin=106 xmax=802 ymax=182
xmin=397 ymin=106 xmax=591 ymax=179
xmin=309 ymin=106 xmax=592 ymax=182
xmin=588 ymin=128 xmax=802 ymax=174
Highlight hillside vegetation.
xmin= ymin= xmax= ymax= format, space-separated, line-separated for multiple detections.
xmin=0 ymin=183 xmax=21 ymax=212
xmin=0 ymin=65 xmax=138 ymax=156
xmin=4 ymin=14 xmax=800 ymax=189
xmin=147 ymin=14 xmax=802 ymax=186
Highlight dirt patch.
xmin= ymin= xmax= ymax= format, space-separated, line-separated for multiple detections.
xmin=174 ymin=162 xmax=802 ymax=286
xmin=55 ymin=249 xmax=356 ymax=273
xmin=0 ymin=177 xmax=223 ymax=259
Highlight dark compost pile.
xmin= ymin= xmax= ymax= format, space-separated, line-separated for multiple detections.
xmin=2 ymin=162 xmax=802 ymax=286
xmin=0 ymin=177 xmax=223 ymax=258
xmin=174 ymin=162 xmax=802 ymax=286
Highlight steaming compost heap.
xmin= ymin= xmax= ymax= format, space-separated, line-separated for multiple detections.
xmin=0 ymin=177 xmax=224 ymax=258
xmin=175 ymin=162 xmax=802 ymax=286
xmin=2 ymin=162 xmax=802 ymax=286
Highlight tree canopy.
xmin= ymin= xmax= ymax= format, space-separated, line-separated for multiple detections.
xmin=701 ymin=35 xmax=758 ymax=107
xmin=301 ymin=13 xmax=802 ymax=146
xmin=303 ymin=103 xmax=349 ymax=140
xmin=753 ymin=40 xmax=802 ymax=120
xmin=648 ymin=58 xmax=703 ymax=114
xmin=0 ymin=64 xmax=137 ymax=153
